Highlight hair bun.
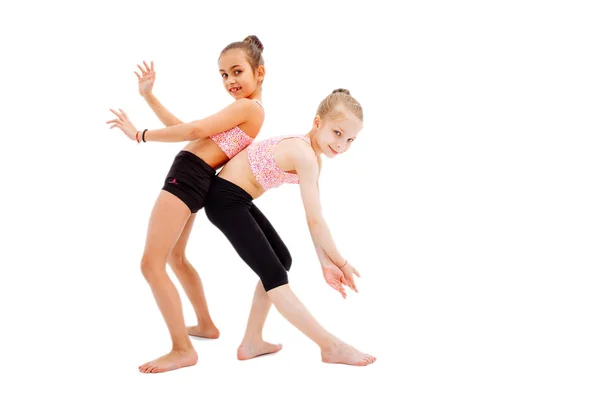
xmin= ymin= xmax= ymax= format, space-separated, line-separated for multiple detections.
xmin=244 ymin=35 xmax=264 ymax=52
xmin=332 ymin=88 xmax=350 ymax=95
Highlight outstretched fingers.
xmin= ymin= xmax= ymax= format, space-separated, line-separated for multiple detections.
xmin=346 ymin=275 xmax=358 ymax=293
xmin=329 ymin=280 xmax=347 ymax=299
xmin=136 ymin=60 xmax=154 ymax=76
xmin=109 ymin=108 xmax=124 ymax=120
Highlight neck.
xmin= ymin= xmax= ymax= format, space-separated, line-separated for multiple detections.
xmin=307 ymin=130 xmax=323 ymax=156
xmin=247 ymin=95 xmax=262 ymax=102
xmin=248 ymin=87 xmax=262 ymax=102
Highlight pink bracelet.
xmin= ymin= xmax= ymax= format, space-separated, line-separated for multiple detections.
xmin=341 ymin=260 xmax=348 ymax=268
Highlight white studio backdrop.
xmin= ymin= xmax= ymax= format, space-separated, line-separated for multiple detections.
xmin=0 ymin=1 xmax=599 ymax=399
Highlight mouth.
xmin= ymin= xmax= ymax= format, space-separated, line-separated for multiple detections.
xmin=229 ymin=87 xmax=242 ymax=94
xmin=329 ymin=146 xmax=339 ymax=155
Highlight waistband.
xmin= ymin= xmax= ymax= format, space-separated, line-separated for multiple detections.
xmin=212 ymin=176 xmax=253 ymax=202
xmin=176 ymin=150 xmax=216 ymax=174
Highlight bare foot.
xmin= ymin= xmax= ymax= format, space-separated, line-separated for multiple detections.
xmin=237 ymin=340 xmax=283 ymax=361
xmin=321 ymin=341 xmax=376 ymax=367
xmin=187 ymin=324 xmax=220 ymax=339
xmin=138 ymin=348 xmax=198 ymax=373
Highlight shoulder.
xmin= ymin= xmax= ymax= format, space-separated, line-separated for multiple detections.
xmin=232 ymin=98 xmax=264 ymax=115
xmin=283 ymin=137 xmax=317 ymax=171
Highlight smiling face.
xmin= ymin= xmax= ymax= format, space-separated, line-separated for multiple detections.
xmin=218 ymin=49 xmax=264 ymax=99
xmin=313 ymin=105 xmax=363 ymax=158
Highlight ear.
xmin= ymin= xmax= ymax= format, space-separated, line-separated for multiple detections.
xmin=256 ymin=65 xmax=265 ymax=82
xmin=313 ymin=115 xmax=321 ymax=130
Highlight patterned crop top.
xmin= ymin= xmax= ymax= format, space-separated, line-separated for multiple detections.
xmin=246 ymin=134 xmax=312 ymax=191
xmin=209 ymin=100 xmax=263 ymax=159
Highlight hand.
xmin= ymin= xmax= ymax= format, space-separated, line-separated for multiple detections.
xmin=106 ymin=109 xmax=139 ymax=141
xmin=340 ymin=262 xmax=361 ymax=293
xmin=322 ymin=264 xmax=349 ymax=299
xmin=135 ymin=61 xmax=155 ymax=96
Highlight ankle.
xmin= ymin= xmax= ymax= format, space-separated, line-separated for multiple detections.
xmin=319 ymin=338 xmax=341 ymax=352
xmin=195 ymin=317 xmax=215 ymax=327
xmin=172 ymin=339 xmax=195 ymax=353
xmin=241 ymin=333 xmax=263 ymax=344
xmin=172 ymin=345 xmax=195 ymax=353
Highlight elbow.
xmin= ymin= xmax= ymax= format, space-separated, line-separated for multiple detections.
xmin=306 ymin=214 xmax=323 ymax=228
xmin=189 ymin=122 xmax=204 ymax=140
xmin=167 ymin=118 xmax=183 ymax=127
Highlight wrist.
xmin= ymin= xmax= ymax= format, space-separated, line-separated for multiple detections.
xmin=142 ymin=92 xmax=155 ymax=101
xmin=338 ymin=259 xmax=348 ymax=269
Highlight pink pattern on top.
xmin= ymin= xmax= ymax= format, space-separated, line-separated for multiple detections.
xmin=209 ymin=100 xmax=263 ymax=159
xmin=210 ymin=125 xmax=254 ymax=159
xmin=247 ymin=134 xmax=312 ymax=191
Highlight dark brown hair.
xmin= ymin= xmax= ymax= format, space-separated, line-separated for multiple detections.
xmin=220 ymin=35 xmax=265 ymax=72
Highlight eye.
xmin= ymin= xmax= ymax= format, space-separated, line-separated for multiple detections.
xmin=221 ymin=73 xmax=228 ymax=78
xmin=334 ymin=130 xmax=341 ymax=136
xmin=235 ymin=70 xmax=242 ymax=75
xmin=347 ymin=138 xmax=354 ymax=143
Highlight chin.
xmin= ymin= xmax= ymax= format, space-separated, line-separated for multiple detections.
xmin=326 ymin=146 xmax=340 ymax=158
xmin=229 ymin=90 xmax=244 ymax=99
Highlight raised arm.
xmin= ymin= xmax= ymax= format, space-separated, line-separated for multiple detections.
xmin=135 ymin=61 xmax=183 ymax=126
xmin=107 ymin=98 xmax=262 ymax=143
xmin=143 ymin=93 xmax=183 ymax=126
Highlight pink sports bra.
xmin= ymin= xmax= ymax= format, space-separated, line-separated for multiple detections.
xmin=247 ymin=134 xmax=311 ymax=191
xmin=209 ymin=100 xmax=263 ymax=159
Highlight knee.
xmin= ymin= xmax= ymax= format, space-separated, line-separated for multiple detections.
xmin=262 ymin=271 xmax=289 ymax=293
xmin=167 ymin=251 xmax=187 ymax=270
xmin=265 ymin=281 xmax=289 ymax=299
xmin=140 ymin=253 xmax=166 ymax=281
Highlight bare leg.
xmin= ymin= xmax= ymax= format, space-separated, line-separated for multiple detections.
xmin=138 ymin=191 xmax=198 ymax=374
xmin=168 ymin=213 xmax=219 ymax=339
xmin=236 ymin=205 xmax=290 ymax=359
xmin=237 ymin=281 xmax=282 ymax=360
xmin=267 ymin=284 xmax=376 ymax=366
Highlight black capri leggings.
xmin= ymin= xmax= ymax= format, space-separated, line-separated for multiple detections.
xmin=205 ymin=176 xmax=292 ymax=291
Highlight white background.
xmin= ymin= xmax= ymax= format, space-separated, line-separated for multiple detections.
xmin=1 ymin=0 xmax=599 ymax=399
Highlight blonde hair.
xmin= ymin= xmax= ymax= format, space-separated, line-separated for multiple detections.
xmin=316 ymin=88 xmax=363 ymax=122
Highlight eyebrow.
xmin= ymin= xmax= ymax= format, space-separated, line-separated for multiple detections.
xmin=219 ymin=64 xmax=242 ymax=72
